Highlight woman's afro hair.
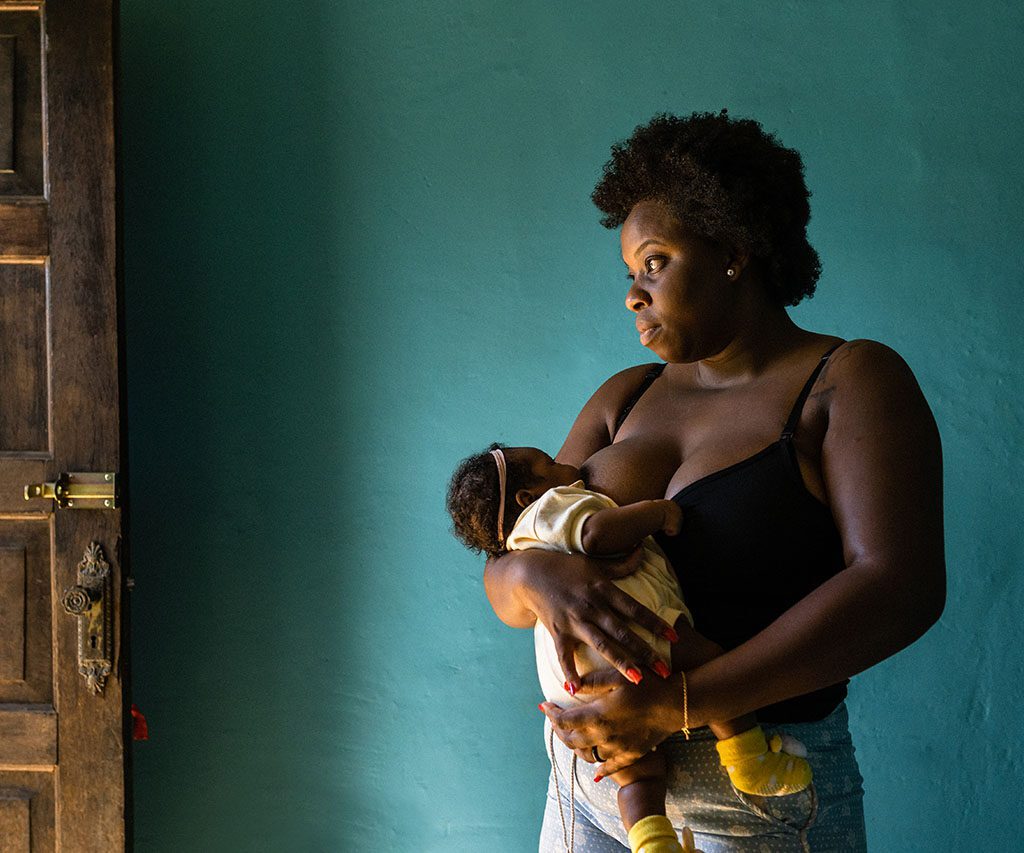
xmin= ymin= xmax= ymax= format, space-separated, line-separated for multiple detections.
xmin=446 ymin=443 xmax=536 ymax=559
xmin=592 ymin=110 xmax=821 ymax=307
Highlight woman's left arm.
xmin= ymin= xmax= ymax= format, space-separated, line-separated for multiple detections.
xmin=544 ymin=340 xmax=946 ymax=775
xmin=688 ymin=339 xmax=945 ymax=716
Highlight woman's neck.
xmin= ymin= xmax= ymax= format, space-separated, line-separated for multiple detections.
xmin=692 ymin=303 xmax=811 ymax=388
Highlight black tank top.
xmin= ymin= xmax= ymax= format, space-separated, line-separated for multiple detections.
xmin=616 ymin=345 xmax=847 ymax=723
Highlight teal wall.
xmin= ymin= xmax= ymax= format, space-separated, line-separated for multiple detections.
xmin=120 ymin=2 xmax=1022 ymax=850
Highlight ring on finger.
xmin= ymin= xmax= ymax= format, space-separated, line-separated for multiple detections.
xmin=591 ymin=745 xmax=603 ymax=762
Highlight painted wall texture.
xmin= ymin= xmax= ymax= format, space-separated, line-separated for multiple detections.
xmin=120 ymin=2 xmax=1022 ymax=850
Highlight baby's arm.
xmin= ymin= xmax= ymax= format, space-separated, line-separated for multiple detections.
xmin=580 ymin=500 xmax=682 ymax=557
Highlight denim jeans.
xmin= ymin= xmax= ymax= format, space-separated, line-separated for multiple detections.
xmin=539 ymin=703 xmax=867 ymax=852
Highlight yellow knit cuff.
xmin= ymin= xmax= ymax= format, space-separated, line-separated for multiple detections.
xmin=715 ymin=726 xmax=768 ymax=766
xmin=628 ymin=815 xmax=678 ymax=851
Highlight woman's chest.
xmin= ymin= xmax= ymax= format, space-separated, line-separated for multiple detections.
xmin=580 ymin=376 xmax=829 ymax=506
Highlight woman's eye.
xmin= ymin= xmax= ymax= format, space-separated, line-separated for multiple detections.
xmin=645 ymin=256 xmax=665 ymax=274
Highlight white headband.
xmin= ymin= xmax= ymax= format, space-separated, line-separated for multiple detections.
xmin=490 ymin=448 xmax=507 ymax=545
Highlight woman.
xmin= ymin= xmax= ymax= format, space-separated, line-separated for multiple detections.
xmin=484 ymin=111 xmax=945 ymax=852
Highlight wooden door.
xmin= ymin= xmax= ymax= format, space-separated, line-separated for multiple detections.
xmin=0 ymin=1 xmax=128 ymax=850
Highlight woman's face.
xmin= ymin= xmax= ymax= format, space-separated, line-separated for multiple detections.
xmin=621 ymin=200 xmax=738 ymax=363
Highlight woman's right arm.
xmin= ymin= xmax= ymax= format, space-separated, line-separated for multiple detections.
xmin=483 ymin=365 xmax=676 ymax=682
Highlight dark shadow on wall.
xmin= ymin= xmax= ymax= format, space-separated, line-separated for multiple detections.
xmin=121 ymin=4 xmax=359 ymax=848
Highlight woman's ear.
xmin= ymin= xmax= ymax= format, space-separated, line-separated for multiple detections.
xmin=725 ymin=249 xmax=752 ymax=281
xmin=515 ymin=488 xmax=534 ymax=509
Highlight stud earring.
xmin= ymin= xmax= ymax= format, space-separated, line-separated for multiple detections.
xmin=726 ymin=268 xmax=736 ymax=277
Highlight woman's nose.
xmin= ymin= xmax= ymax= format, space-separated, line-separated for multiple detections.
xmin=625 ymin=280 xmax=650 ymax=312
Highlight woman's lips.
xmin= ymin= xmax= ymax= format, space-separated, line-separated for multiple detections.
xmin=638 ymin=325 xmax=660 ymax=346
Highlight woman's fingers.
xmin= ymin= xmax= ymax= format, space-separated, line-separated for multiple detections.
xmin=589 ymin=588 xmax=673 ymax=676
xmin=543 ymin=701 xmax=645 ymax=778
xmin=546 ymin=666 xmax=683 ymax=784
xmin=541 ymin=702 xmax=596 ymax=752
xmin=575 ymin=667 xmax=627 ymax=695
xmin=573 ymin=620 xmax=645 ymax=682
xmin=602 ymin=581 xmax=678 ymax=648
xmin=573 ymin=746 xmax=597 ymax=765
xmin=523 ymin=549 xmax=675 ymax=683
xmin=554 ymin=637 xmax=581 ymax=693
xmin=591 ymin=741 xmax=649 ymax=778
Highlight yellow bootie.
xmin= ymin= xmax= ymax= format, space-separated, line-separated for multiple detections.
xmin=716 ymin=725 xmax=812 ymax=796
xmin=627 ymin=815 xmax=684 ymax=853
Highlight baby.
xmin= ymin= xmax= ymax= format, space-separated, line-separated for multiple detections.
xmin=447 ymin=444 xmax=812 ymax=853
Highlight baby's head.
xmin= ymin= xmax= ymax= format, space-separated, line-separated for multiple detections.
xmin=446 ymin=444 xmax=580 ymax=557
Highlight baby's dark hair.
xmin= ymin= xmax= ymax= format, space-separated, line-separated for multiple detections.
xmin=592 ymin=110 xmax=821 ymax=307
xmin=446 ymin=443 xmax=536 ymax=558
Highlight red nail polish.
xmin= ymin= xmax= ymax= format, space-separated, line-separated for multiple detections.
xmin=626 ymin=668 xmax=643 ymax=684
xmin=663 ymin=627 xmax=679 ymax=643
xmin=564 ymin=681 xmax=577 ymax=696
xmin=593 ymin=774 xmax=603 ymax=783
xmin=653 ymin=660 xmax=671 ymax=679
xmin=538 ymin=703 xmax=546 ymax=712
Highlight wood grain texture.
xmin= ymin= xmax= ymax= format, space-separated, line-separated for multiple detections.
xmin=0 ymin=521 xmax=51 ymax=705
xmin=0 ymin=458 xmax=48 ymax=513
xmin=0 ymin=201 xmax=48 ymax=255
xmin=0 ymin=792 xmax=31 ymax=853
xmin=0 ymin=706 xmax=56 ymax=764
xmin=0 ymin=547 xmax=26 ymax=681
xmin=0 ymin=263 xmax=48 ymax=451
xmin=0 ymin=771 xmax=56 ymax=852
xmin=0 ymin=7 xmax=43 ymax=196
xmin=45 ymin=1 xmax=127 ymax=849
xmin=1 ymin=36 xmax=13 ymax=170
xmin=0 ymin=1 xmax=125 ymax=848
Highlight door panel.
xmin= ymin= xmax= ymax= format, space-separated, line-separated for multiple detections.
xmin=0 ymin=1 xmax=126 ymax=850
xmin=0 ymin=523 xmax=52 ymax=701
xmin=0 ymin=770 xmax=56 ymax=850
xmin=0 ymin=6 xmax=42 ymax=195
xmin=0 ymin=202 xmax=47 ymax=255
xmin=0 ymin=263 xmax=49 ymax=449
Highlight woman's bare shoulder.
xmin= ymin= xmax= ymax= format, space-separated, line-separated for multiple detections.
xmin=818 ymin=339 xmax=924 ymax=395
xmin=556 ymin=362 xmax=664 ymax=466
xmin=596 ymin=362 xmax=665 ymax=404
xmin=816 ymin=339 xmax=938 ymax=459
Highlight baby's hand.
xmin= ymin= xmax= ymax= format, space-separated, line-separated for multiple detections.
xmin=658 ymin=500 xmax=683 ymax=536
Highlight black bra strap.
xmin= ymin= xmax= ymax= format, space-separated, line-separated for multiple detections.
xmin=781 ymin=343 xmax=845 ymax=440
xmin=612 ymin=363 xmax=666 ymax=439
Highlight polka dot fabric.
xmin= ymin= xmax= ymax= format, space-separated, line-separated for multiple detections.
xmin=539 ymin=704 xmax=866 ymax=852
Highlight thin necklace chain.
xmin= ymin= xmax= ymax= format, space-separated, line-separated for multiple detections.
xmin=547 ymin=725 xmax=576 ymax=852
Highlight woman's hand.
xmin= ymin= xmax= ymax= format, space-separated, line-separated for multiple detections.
xmin=486 ymin=548 xmax=679 ymax=685
xmin=540 ymin=668 xmax=688 ymax=778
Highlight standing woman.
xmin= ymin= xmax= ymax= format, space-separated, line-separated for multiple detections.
xmin=484 ymin=112 xmax=944 ymax=851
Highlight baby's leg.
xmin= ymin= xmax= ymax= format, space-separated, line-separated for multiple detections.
xmin=610 ymin=751 xmax=668 ymax=830
xmin=671 ymin=617 xmax=813 ymax=797
xmin=610 ymin=752 xmax=682 ymax=853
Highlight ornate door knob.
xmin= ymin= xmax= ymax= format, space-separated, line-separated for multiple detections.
xmin=61 ymin=584 xmax=94 ymax=615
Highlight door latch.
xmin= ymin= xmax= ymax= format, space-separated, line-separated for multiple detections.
xmin=24 ymin=472 xmax=118 ymax=509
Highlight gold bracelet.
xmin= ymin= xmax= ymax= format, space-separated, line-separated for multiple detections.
xmin=680 ymin=670 xmax=691 ymax=740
